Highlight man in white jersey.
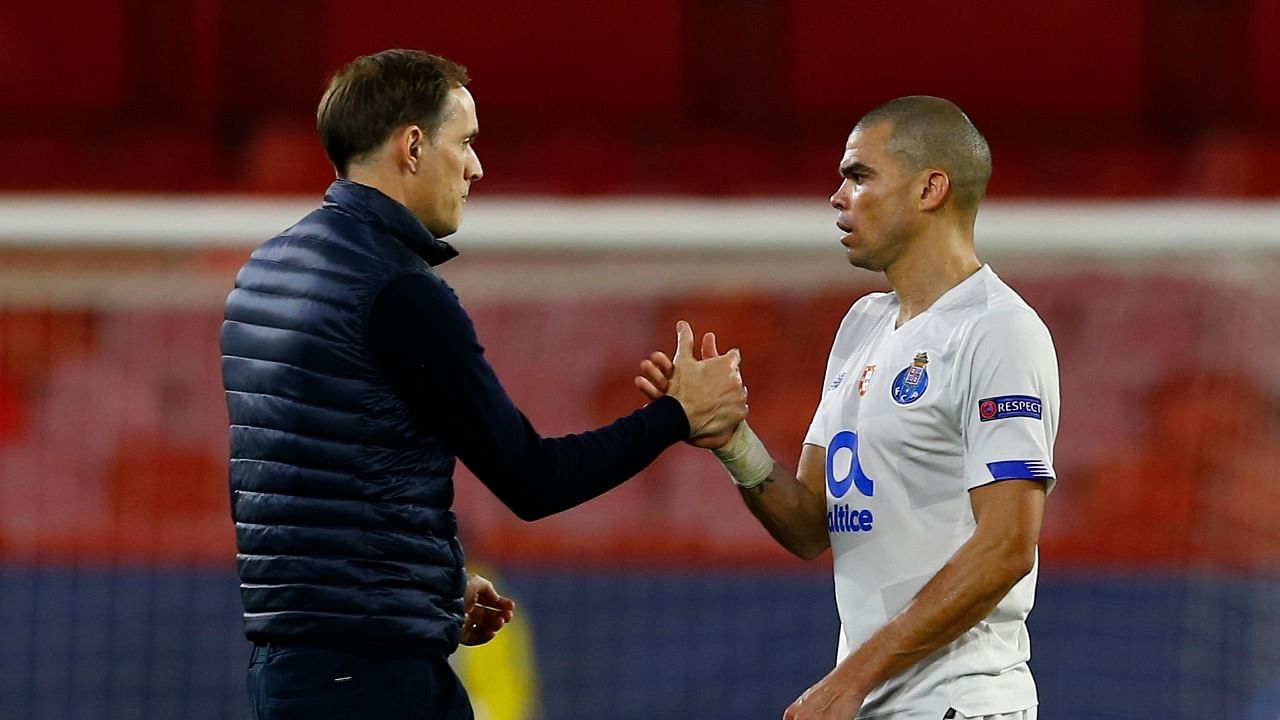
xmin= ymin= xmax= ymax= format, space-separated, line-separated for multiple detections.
xmin=638 ymin=97 xmax=1058 ymax=720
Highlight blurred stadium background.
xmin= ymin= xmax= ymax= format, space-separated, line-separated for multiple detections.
xmin=2 ymin=1 xmax=1280 ymax=719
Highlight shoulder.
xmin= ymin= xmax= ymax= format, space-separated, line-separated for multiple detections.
xmin=947 ymin=279 xmax=1058 ymax=386
xmin=850 ymin=290 xmax=896 ymax=316
xmin=952 ymin=269 xmax=1053 ymax=347
xmin=836 ymin=290 xmax=896 ymax=332
xmin=251 ymin=207 xmax=369 ymax=263
xmin=826 ymin=290 xmax=895 ymax=354
xmin=278 ymin=206 xmax=364 ymax=243
xmin=267 ymin=207 xmax=429 ymax=281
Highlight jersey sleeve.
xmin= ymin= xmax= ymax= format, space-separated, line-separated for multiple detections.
xmin=804 ymin=390 xmax=831 ymax=448
xmin=961 ymin=308 xmax=1060 ymax=493
xmin=804 ymin=304 xmax=859 ymax=448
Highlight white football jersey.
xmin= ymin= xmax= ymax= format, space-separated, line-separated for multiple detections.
xmin=804 ymin=265 xmax=1059 ymax=718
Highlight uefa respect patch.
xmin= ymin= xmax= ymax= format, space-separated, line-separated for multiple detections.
xmin=978 ymin=394 xmax=1042 ymax=422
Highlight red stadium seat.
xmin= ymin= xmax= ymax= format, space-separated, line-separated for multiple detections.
xmin=237 ymin=119 xmax=336 ymax=194
xmin=987 ymin=137 xmax=1181 ymax=198
xmin=785 ymin=0 xmax=1147 ymax=129
xmin=217 ymin=0 xmax=327 ymax=117
xmin=0 ymin=4 xmax=126 ymax=118
xmin=1249 ymin=0 xmax=1280 ymax=123
xmin=1187 ymin=132 xmax=1280 ymax=197
xmin=324 ymin=0 xmax=684 ymax=131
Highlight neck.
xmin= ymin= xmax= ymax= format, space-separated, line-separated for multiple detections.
xmin=884 ymin=224 xmax=981 ymax=327
xmin=345 ymin=164 xmax=409 ymax=208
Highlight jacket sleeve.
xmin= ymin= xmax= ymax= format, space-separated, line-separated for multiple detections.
xmin=368 ymin=272 xmax=689 ymax=521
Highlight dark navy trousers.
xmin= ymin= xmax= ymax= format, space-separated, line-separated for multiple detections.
xmin=247 ymin=643 xmax=474 ymax=720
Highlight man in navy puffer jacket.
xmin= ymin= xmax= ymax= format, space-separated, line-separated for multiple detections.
xmin=221 ymin=49 xmax=748 ymax=720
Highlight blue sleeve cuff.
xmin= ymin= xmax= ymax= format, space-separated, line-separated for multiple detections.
xmin=986 ymin=460 xmax=1054 ymax=481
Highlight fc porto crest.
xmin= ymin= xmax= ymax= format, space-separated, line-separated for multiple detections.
xmin=890 ymin=351 xmax=930 ymax=405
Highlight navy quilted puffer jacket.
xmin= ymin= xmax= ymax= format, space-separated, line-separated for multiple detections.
xmin=221 ymin=180 xmax=466 ymax=655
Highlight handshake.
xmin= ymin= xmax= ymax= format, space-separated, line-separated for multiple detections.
xmin=634 ymin=320 xmax=748 ymax=450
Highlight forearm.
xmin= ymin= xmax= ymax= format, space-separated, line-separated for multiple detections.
xmin=830 ymin=529 xmax=1034 ymax=696
xmin=711 ymin=431 xmax=830 ymax=560
xmin=739 ymin=465 xmax=830 ymax=560
xmin=369 ymin=273 xmax=689 ymax=522
xmin=476 ymin=397 xmax=687 ymax=520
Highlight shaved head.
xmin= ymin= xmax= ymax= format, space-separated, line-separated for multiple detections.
xmin=855 ymin=96 xmax=992 ymax=213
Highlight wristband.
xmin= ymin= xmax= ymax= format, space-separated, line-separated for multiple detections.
xmin=711 ymin=421 xmax=774 ymax=489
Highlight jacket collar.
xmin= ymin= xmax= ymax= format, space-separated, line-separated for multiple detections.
xmin=322 ymin=179 xmax=459 ymax=267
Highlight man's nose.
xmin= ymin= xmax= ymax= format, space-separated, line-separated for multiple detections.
xmin=830 ymin=179 xmax=850 ymax=209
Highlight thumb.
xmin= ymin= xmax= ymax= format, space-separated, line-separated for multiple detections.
xmin=726 ymin=348 xmax=742 ymax=372
xmin=701 ymin=331 xmax=719 ymax=360
xmin=674 ymin=320 xmax=695 ymax=361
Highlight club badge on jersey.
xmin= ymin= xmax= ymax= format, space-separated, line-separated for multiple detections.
xmin=890 ymin=351 xmax=930 ymax=405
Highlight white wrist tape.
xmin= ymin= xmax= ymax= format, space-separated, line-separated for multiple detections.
xmin=712 ymin=421 xmax=774 ymax=489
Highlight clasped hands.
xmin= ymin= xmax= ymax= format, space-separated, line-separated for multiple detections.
xmin=635 ymin=320 xmax=747 ymax=449
xmin=637 ymin=325 xmax=869 ymax=718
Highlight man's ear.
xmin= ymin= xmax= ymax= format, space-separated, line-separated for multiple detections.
xmin=919 ymin=169 xmax=950 ymax=211
xmin=404 ymin=125 xmax=424 ymax=172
